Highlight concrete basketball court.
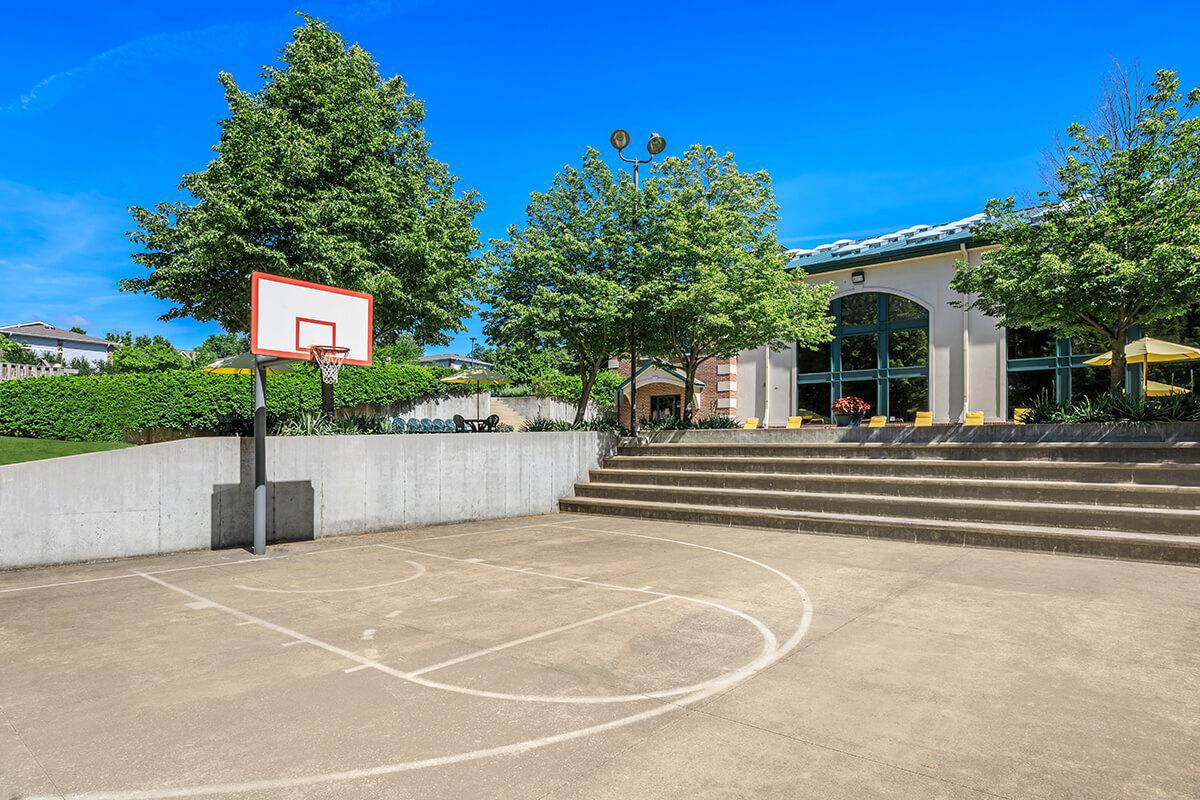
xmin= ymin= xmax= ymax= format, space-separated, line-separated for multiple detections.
xmin=2 ymin=514 xmax=1198 ymax=800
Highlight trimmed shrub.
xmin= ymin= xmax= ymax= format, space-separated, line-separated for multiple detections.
xmin=521 ymin=416 xmax=624 ymax=433
xmin=0 ymin=364 xmax=455 ymax=441
xmin=639 ymin=415 xmax=742 ymax=431
xmin=1021 ymin=392 xmax=1200 ymax=425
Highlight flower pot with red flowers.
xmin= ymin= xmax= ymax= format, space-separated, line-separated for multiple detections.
xmin=832 ymin=396 xmax=871 ymax=427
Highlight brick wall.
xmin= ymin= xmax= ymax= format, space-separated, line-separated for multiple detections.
xmin=611 ymin=357 xmax=737 ymax=426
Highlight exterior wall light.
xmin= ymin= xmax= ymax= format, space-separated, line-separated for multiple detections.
xmin=851 ymin=270 xmax=866 ymax=284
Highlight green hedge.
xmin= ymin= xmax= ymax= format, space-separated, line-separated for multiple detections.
xmin=0 ymin=364 xmax=456 ymax=441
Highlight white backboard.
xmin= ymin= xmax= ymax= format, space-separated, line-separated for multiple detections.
xmin=251 ymin=272 xmax=373 ymax=366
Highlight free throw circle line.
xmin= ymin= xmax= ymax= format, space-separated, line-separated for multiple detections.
xmin=233 ymin=560 xmax=426 ymax=594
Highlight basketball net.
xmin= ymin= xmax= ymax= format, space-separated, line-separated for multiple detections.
xmin=310 ymin=345 xmax=350 ymax=385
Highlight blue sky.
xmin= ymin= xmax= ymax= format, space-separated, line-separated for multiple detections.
xmin=3 ymin=0 xmax=1198 ymax=354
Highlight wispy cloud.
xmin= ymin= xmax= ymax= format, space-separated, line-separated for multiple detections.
xmin=3 ymin=2 xmax=433 ymax=113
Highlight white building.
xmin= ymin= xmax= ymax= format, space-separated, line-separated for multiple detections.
xmin=737 ymin=214 xmax=1129 ymax=426
xmin=0 ymin=322 xmax=115 ymax=366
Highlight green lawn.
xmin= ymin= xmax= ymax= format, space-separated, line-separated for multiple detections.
xmin=0 ymin=437 xmax=131 ymax=466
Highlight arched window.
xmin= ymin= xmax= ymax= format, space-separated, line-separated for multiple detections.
xmin=796 ymin=292 xmax=930 ymax=421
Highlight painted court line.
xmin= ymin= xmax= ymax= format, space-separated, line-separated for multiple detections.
xmin=30 ymin=528 xmax=813 ymax=800
xmin=407 ymin=596 xmax=670 ymax=677
xmin=233 ymin=560 xmax=426 ymax=594
xmin=373 ymin=542 xmax=780 ymax=705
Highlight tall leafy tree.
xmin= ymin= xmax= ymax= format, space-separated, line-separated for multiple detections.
xmin=952 ymin=67 xmax=1200 ymax=394
xmin=124 ymin=15 xmax=482 ymax=346
xmin=641 ymin=145 xmax=835 ymax=420
xmin=191 ymin=332 xmax=250 ymax=367
xmin=483 ymin=148 xmax=632 ymax=422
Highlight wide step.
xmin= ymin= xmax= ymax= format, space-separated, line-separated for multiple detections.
xmin=620 ymin=441 xmax=1200 ymax=464
xmin=563 ymin=435 xmax=1200 ymax=565
xmin=573 ymin=482 xmax=1200 ymax=535
xmin=587 ymin=468 xmax=1200 ymax=509
xmin=601 ymin=455 xmax=1200 ymax=486
xmin=559 ymin=496 xmax=1200 ymax=566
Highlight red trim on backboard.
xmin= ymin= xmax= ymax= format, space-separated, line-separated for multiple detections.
xmin=250 ymin=272 xmax=374 ymax=366
xmin=295 ymin=318 xmax=336 ymax=351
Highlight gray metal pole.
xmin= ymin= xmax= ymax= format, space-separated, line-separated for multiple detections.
xmin=253 ymin=358 xmax=267 ymax=556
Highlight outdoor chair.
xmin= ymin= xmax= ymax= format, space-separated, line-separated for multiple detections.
xmin=420 ymin=418 xmax=434 ymax=433
xmin=1012 ymin=407 xmax=1030 ymax=424
xmin=785 ymin=416 xmax=803 ymax=429
xmin=964 ymin=411 xmax=985 ymax=426
xmin=453 ymin=414 xmax=469 ymax=432
xmin=407 ymin=417 xmax=421 ymax=432
xmin=430 ymin=419 xmax=445 ymax=433
xmin=389 ymin=417 xmax=406 ymax=434
xmin=867 ymin=416 xmax=887 ymax=428
xmin=914 ymin=411 xmax=933 ymax=427
xmin=744 ymin=417 xmax=759 ymax=430
xmin=483 ymin=414 xmax=500 ymax=432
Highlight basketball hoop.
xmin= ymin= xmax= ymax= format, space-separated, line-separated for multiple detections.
xmin=310 ymin=345 xmax=350 ymax=384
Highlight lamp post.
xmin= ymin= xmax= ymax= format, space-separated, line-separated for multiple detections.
xmin=610 ymin=129 xmax=666 ymax=438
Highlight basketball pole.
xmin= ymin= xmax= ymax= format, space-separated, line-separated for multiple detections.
xmin=253 ymin=357 xmax=268 ymax=556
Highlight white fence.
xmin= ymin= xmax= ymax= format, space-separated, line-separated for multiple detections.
xmin=0 ymin=362 xmax=77 ymax=381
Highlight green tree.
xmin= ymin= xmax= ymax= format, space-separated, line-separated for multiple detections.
xmin=483 ymin=148 xmax=633 ymax=422
xmin=373 ymin=334 xmax=423 ymax=365
xmin=191 ymin=332 xmax=250 ymax=368
xmin=124 ymin=15 xmax=482 ymax=346
xmin=0 ymin=337 xmax=39 ymax=365
xmin=641 ymin=145 xmax=835 ymax=420
xmin=110 ymin=335 xmax=187 ymax=373
xmin=68 ymin=326 xmax=88 ymax=335
xmin=952 ymin=67 xmax=1200 ymax=394
xmin=469 ymin=341 xmax=570 ymax=386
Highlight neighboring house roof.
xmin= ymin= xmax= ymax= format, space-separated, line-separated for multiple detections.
xmin=787 ymin=213 xmax=992 ymax=275
xmin=417 ymin=353 xmax=495 ymax=368
xmin=0 ymin=321 xmax=115 ymax=347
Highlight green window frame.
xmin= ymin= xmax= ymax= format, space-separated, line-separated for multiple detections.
xmin=1005 ymin=328 xmax=1141 ymax=410
xmin=796 ymin=292 xmax=930 ymax=418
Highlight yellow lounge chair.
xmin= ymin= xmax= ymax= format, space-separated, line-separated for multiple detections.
xmin=964 ymin=411 xmax=985 ymax=426
xmin=1012 ymin=407 xmax=1030 ymax=424
xmin=914 ymin=411 xmax=933 ymax=427
xmin=744 ymin=417 xmax=759 ymax=430
xmin=867 ymin=416 xmax=887 ymax=428
xmin=786 ymin=416 xmax=803 ymax=429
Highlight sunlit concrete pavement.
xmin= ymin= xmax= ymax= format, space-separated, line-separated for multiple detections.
xmin=1 ymin=513 xmax=1197 ymax=799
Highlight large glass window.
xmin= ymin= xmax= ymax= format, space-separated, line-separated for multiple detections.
xmin=796 ymin=292 xmax=930 ymax=420
xmin=796 ymin=382 xmax=830 ymax=418
xmin=840 ymin=334 xmax=877 ymax=371
xmin=1004 ymin=326 xmax=1139 ymax=415
xmin=888 ymin=328 xmax=929 ymax=368
xmin=796 ymin=340 xmax=830 ymax=375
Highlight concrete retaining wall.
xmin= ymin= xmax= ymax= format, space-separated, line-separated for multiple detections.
xmin=0 ymin=431 xmax=619 ymax=570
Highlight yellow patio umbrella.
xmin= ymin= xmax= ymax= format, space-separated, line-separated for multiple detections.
xmin=440 ymin=367 xmax=511 ymax=418
xmin=1082 ymin=337 xmax=1200 ymax=396
xmin=1145 ymin=380 xmax=1190 ymax=397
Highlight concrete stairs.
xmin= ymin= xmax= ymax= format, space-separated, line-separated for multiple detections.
xmin=560 ymin=439 xmax=1200 ymax=565
xmin=489 ymin=397 xmax=529 ymax=431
